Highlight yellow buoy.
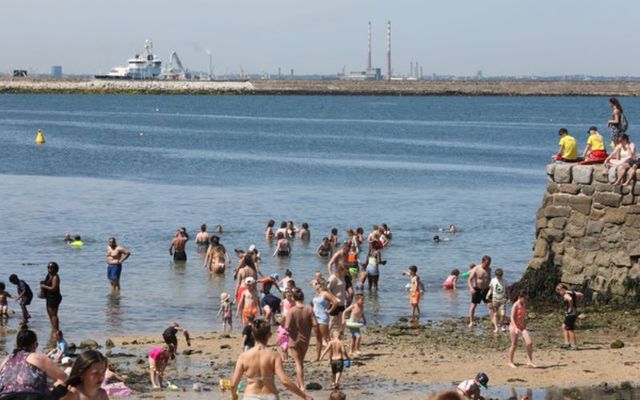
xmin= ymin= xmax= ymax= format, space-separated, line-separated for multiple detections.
xmin=35 ymin=129 xmax=46 ymax=144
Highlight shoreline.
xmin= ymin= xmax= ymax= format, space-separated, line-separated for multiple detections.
xmin=3 ymin=78 xmax=640 ymax=96
xmin=64 ymin=305 xmax=640 ymax=399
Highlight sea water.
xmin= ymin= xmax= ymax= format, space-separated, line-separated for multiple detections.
xmin=0 ymin=94 xmax=632 ymax=344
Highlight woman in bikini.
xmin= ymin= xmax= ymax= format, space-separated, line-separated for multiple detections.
xmin=230 ymin=319 xmax=312 ymax=400
xmin=508 ymin=291 xmax=536 ymax=369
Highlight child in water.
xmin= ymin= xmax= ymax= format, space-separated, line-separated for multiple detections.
xmin=442 ymin=269 xmax=460 ymax=290
xmin=0 ymin=282 xmax=13 ymax=318
xmin=403 ymin=266 xmax=424 ymax=322
xmin=320 ymin=329 xmax=350 ymax=389
xmin=217 ymin=292 xmax=233 ymax=333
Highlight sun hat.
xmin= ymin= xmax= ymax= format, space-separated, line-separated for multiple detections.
xmin=220 ymin=292 xmax=230 ymax=302
xmin=248 ymin=244 xmax=256 ymax=252
xmin=270 ymin=272 xmax=280 ymax=281
xmin=476 ymin=372 xmax=489 ymax=388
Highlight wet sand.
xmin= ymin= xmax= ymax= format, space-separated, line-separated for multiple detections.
xmin=92 ymin=306 xmax=640 ymax=399
xmin=3 ymin=77 xmax=640 ymax=96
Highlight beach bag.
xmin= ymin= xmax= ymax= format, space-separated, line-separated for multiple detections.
xmin=621 ymin=113 xmax=629 ymax=132
xmin=37 ymin=289 xmax=45 ymax=299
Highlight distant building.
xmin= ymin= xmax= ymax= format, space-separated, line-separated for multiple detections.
xmin=12 ymin=70 xmax=28 ymax=77
xmin=344 ymin=68 xmax=382 ymax=81
xmin=51 ymin=65 xmax=63 ymax=78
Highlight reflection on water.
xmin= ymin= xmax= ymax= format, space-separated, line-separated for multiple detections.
xmin=105 ymin=293 xmax=123 ymax=332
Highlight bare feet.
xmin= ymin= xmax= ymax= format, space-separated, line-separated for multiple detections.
xmin=468 ymin=322 xmax=474 ymax=328
xmin=509 ymin=362 xmax=517 ymax=369
xmin=527 ymin=362 xmax=537 ymax=368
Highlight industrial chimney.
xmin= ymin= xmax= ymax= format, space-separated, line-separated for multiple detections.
xmin=368 ymin=21 xmax=372 ymax=71
xmin=386 ymin=21 xmax=391 ymax=81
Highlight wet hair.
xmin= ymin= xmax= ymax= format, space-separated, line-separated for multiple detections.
xmin=292 ymin=287 xmax=304 ymax=301
xmin=14 ymin=329 xmax=38 ymax=356
xmin=409 ymin=265 xmax=417 ymax=273
xmin=266 ymin=219 xmax=275 ymax=228
xmin=302 ymin=222 xmax=309 ymax=229
xmin=287 ymin=280 xmax=296 ymax=288
xmin=356 ymin=227 xmax=364 ymax=234
xmin=451 ymin=269 xmax=460 ymax=276
xmin=558 ymin=128 xmax=568 ymax=135
xmin=65 ymin=350 xmax=108 ymax=387
xmin=482 ymin=255 xmax=491 ymax=264
xmin=285 ymin=269 xmax=292 ymax=277
xmin=48 ymin=262 xmax=59 ymax=274
xmin=329 ymin=391 xmax=347 ymax=400
xmin=322 ymin=236 xmax=329 ymax=242
xmin=200 ymin=224 xmax=207 ymax=232
xmin=108 ymin=237 xmax=116 ymax=244
xmin=280 ymin=221 xmax=287 ymax=229
xmin=432 ymin=235 xmax=440 ymax=242
xmin=74 ymin=235 xmax=81 ymax=241
xmin=210 ymin=235 xmax=220 ymax=245
xmin=0 ymin=282 xmax=4 ymax=291
xmin=331 ymin=228 xmax=338 ymax=235
xmin=610 ymin=97 xmax=623 ymax=113
xmin=251 ymin=318 xmax=271 ymax=342
xmin=381 ymin=223 xmax=389 ymax=230
xmin=9 ymin=274 xmax=18 ymax=284
xmin=495 ymin=268 xmax=503 ymax=277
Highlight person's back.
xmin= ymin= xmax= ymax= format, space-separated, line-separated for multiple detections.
xmin=240 ymin=345 xmax=279 ymax=395
xmin=0 ymin=350 xmax=49 ymax=395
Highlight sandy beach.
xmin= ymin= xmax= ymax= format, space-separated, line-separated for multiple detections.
xmin=88 ymin=305 xmax=640 ymax=399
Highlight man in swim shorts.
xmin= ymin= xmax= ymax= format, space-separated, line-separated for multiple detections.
xmin=169 ymin=228 xmax=188 ymax=262
xmin=327 ymin=265 xmax=348 ymax=330
xmin=468 ymin=255 xmax=492 ymax=328
xmin=106 ymin=237 xmax=131 ymax=292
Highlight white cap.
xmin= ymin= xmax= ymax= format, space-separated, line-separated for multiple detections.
xmin=61 ymin=356 xmax=72 ymax=365
xmin=248 ymin=244 xmax=256 ymax=252
xmin=244 ymin=276 xmax=256 ymax=285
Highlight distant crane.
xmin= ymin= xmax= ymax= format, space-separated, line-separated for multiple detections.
xmin=161 ymin=51 xmax=192 ymax=80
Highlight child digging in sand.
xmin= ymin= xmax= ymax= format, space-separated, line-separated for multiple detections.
xmin=320 ymin=329 xmax=350 ymax=389
xmin=342 ymin=293 xmax=366 ymax=357
xmin=148 ymin=345 xmax=170 ymax=389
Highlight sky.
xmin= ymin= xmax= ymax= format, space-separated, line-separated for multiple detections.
xmin=0 ymin=0 xmax=637 ymax=77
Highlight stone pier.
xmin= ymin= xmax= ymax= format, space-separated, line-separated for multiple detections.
xmin=521 ymin=163 xmax=640 ymax=301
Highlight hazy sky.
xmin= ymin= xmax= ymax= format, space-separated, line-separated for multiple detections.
xmin=1 ymin=0 xmax=636 ymax=76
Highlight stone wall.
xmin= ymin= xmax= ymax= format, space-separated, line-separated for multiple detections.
xmin=524 ymin=163 xmax=640 ymax=300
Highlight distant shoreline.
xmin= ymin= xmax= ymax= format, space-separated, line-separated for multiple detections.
xmin=2 ymin=77 xmax=640 ymax=96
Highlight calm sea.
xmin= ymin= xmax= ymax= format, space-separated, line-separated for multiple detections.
xmin=0 ymin=94 xmax=630 ymax=345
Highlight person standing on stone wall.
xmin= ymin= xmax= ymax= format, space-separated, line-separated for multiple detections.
xmin=608 ymin=97 xmax=628 ymax=147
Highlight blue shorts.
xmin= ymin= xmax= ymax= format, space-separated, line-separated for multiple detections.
xmin=348 ymin=327 xmax=361 ymax=337
xmin=107 ymin=264 xmax=122 ymax=281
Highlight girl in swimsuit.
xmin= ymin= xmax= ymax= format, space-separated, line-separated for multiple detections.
xmin=231 ymin=319 xmax=312 ymax=400
xmin=508 ymin=291 xmax=536 ymax=369
xmin=265 ymin=220 xmax=275 ymax=240
xmin=443 ymin=269 xmax=460 ymax=290
xmin=312 ymin=278 xmax=339 ymax=361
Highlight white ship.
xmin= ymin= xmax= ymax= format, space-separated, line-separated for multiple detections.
xmin=95 ymin=40 xmax=161 ymax=80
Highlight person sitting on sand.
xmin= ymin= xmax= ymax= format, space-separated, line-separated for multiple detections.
xmin=456 ymin=372 xmax=489 ymax=400
xmin=581 ymin=126 xmax=607 ymax=163
xmin=230 ymin=318 xmax=312 ymax=400
xmin=508 ymin=291 xmax=536 ymax=368
xmin=604 ymin=133 xmax=636 ymax=185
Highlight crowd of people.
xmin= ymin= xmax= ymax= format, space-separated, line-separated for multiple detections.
xmin=0 ymin=218 xmax=586 ymax=400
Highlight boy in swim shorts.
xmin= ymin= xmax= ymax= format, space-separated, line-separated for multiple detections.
xmin=403 ymin=266 xmax=424 ymax=322
xmin=320 ymin=329 xmax=350 ymax=389
xmin=487 ymin=268 xmax=508 ymax=333
xmin=342 ymin=293 xmax=366 ymax=356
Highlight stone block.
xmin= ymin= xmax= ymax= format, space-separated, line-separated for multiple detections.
xmin=561 ymin=271 xmax=586 ymax=286
xmin=568 ymin=196 xmax=593 ymax=215
xmin=593 ymin=169 xmax=609 ymax=183
xmin=572 ymin=166 xmax=593 ymax=184
xmin=624 ymin=205 xmax=640 ymax=214
xmin=543 ymin=206 xmax=571 ymax=218
xmin=628 ymin=264 xmax=640 ymax=279
xmin=563 ymin=256 xmax=584 ymax=275
xmin=541 ymin=228 xmax=564 ymax=241
xmin=593 ymin=192 xmax=622 ymax=208
xmin=603 ymin=208 xmax=627 ymax=224
xmin=608 ymin=167 xmax=617 ymax=184
xmin=626 ymin=242 xmax=640 ymax=257
xmin=535 ymin=218 xmax=547 ymax=233
xmin=633 ymin=184 xmax=640 ymax=196
xmin=590 ymin=209 xmax=605 ymax=220
xmin=595 ymin=253 xmax=611 ymax=267
xmin=551 ymin=241 xmax=565 ymax=255
xmin=559 ymin=184 xmax=581 ymax=194
xmin=621 ymin=185 xmax=631 ymax=195
xmin=554 ymin=164 xmax=572 ymax=183
xmin=581 ymin=186 xmax=595 ymax=196
xmin=578 ymin=238 xmax=601 ymax=251
xmin=533 ymin=238 xmax=548 ymax=258
xmin=586 ymin=220 xmax=604 ymax=235
xmin=527 ymin=258 xmax=544 ymax=270
xmin=626 ymin=215 xmax=640 ymax=228
xmin=542 ymin=192 xmax=553 ymax=207
xmin=611 ymin=253 xmax=632 ymax=267
xmin=595 ymin=183 xmax=619 ymax=193
xmin=549 ymin=217 xmax=567 ymax=229
xmin=566 ymin=224 xmax=585 ymax=238
xmin=546 ymin=182 xmax=559 ymax=194
xmin=568 ymin=212 xmax=587 ymax=226
xmin=545 ymin=163 xmax=556 ymax=177
xmin=622 ymin=194 xmax=635 ymax=205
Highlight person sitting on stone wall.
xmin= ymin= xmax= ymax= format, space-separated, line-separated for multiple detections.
xmin=580 ymin=126 xmax=607 ymax=164
xmin=604 ymin=133 xmax=636 ymax=185
xmin=553 ymin=128 xmax=579 ymax=163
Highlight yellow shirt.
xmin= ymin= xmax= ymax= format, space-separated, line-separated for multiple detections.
xmin=559 ymin=135 xmax=578 ymax=160
xmin=587 ymin=133 xmax=605 ymax=151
